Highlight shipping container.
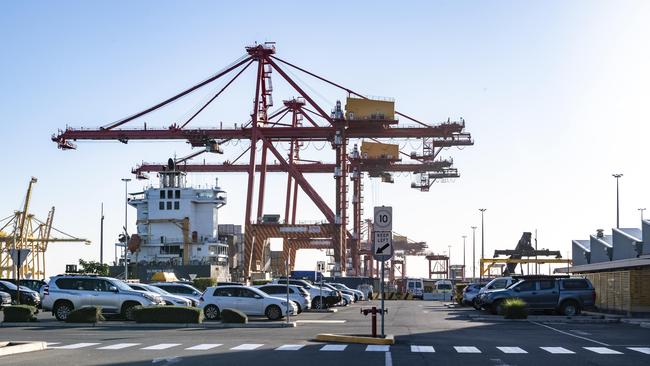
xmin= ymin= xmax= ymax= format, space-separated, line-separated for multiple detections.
xmin=345 ymin=97 xmax=395 ymax=121
xmin=361 ymin=141 xmax=399 ymax=159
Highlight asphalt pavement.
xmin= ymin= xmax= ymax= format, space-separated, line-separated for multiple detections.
xmin=0 ymin=300 xmax=649 ymax=365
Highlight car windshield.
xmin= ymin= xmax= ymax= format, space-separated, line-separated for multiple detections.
xmin=0 ymin=281 xmax=17 ymax=290
xmin=111 ymin=280 xmax=136 ymax=292
xmin=144 ymin=285 xmax=169 ymax=295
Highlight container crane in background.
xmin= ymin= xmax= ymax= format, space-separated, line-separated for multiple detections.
xmin=0 ymin=177 xmax=91 ymax=279
xmin=51 ymin=43 xmax=473 ymax=280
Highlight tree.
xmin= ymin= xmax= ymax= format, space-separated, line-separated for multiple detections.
xmin=78 ymin=259 xmax=109 ymax=276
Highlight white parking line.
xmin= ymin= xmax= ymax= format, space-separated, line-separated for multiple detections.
xmin=411 ymin=345 xmax=435 ymax=353
xmin=46 ymin=342 xmax=60 ymax=347
xmin=275 ymin=344 xmax=304 ymax=351
xmin=295 ymin=320 xmax=346 ymax=324
xmin=497 ymin=346 xmax=527 ymax=354
xmin=366 ymin=345 xmax=390 ymax=352
xmin=454 ymin=346 xmax=481 ymax=353
xmin=320 ymin=344 xmax=347 ymax=351
xmin=531 ymin=321 xmax=610 ymax=346
xmin=141 ymin=343 xmax=181 ymax=350
xmin=583 ymin=347 xmax=622 ymax=354
xmin=185 ymin=344 xmax=222 ymax=351
xmin=50 ymin=343 xmax=101 ymax=350
xmin=98 ymin=343 xmax=141 ymax=350
xmin=628 ymin=347 xmax=650 ymax=354
xmin=540 ymin=347 xmax=575 ymax=354
xmin=231 ymin=344 xmax=263 ymax=351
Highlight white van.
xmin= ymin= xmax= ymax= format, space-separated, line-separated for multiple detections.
xmin=433 ymin=280 xmax=453 ymax=297
xmin=405 ymin=278 xmax=424 ymax=299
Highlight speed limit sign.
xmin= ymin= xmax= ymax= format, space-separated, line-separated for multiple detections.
xmin=374 ymin=206 xmax=392 ymax=231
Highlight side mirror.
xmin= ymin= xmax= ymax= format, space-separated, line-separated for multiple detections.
xmin=193 ymin=291 xmax=199 ymax=296
xmin=109 ymin=286 xmax=118 ymax=292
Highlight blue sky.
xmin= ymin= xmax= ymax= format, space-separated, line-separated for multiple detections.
xmin=1 ymin=1 xmax=649 ymax=277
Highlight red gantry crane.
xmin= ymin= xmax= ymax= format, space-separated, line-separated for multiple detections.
xmin=52 ymin=43 xmax=473 ymax=280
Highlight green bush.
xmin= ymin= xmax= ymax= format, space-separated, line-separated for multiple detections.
xmin=220 ymin=308 xmax=247 ymax=324
xmin=192 ymin=278 xmax=216 ymax=291
xmin=65 ymin=306 xmax=105 ymax=323
xmin=3 ymin=305 xmax=37 ymax=322
xmin=502 ymin=298 xmax=528 ymax=319
xmin=132 ymin=306 xmax=204 ymax=324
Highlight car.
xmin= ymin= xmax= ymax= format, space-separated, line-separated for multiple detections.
xmin=128 ymin=283 xmax=192 ymax=306
xmin=256 ymin=284 xmax=310 ymax=313
xmin=199 ymin=285 xmax=297 ymax=321
xmin=328 ymin=283 xmax=365 ymax=301
xmin=0 ymin=280 xmax=40 ymax=306
xmin=0 ymin=278 xmax=47 ymax=292
xmin=462 ymin=283 xmax=486 ymax=306
xmin=0 ymin=291 xmax=12 ymax=308
xmin=150 ymin=282 xmax=203 ymax=302
xmin=482 ymin=276 xmax=596 ymax=316
xmin=474 ymin=277 xmax=514 ymax=309
xmin=320 ymin=283 xmax=351 ymax=306
xmin=271 ymin=278 xmax=339 ymax=309
xmin=41 ymin=275 xmax=164 ymax=321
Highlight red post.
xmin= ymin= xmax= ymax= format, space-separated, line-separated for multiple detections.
xmin=371 ymin=306 xmax=377 ymax=337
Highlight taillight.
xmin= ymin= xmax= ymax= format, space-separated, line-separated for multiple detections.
xmin=43 ymin=285 xmax=49 ymax=296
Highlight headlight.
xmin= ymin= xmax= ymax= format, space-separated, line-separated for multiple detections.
xmin=141 ymin=293 xmax=156 ymax=302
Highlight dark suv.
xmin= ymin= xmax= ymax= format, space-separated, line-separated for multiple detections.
xmin=483 ymin=276 xmax=595 ymax=316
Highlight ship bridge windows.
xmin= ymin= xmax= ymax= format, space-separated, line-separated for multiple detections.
xmin=167 ymin=190 xmax=173 ymax=199
xmin=159 ymin=202 xmax=165 ymax=210
xmin=166 ymin=201 xmax=172 ymax=210
xmin=175 ymin=190 xmax=181 ymax=199
xmin=159 ymin=190 xmax=165 ymax=199
xmin=174 ymin=201 xmax=180 ymax=210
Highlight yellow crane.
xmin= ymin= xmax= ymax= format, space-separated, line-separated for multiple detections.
xmin=0 ymin=177 xmax=90 ymax=279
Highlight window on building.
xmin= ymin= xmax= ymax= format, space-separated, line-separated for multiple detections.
xmin=160 ymin=236 xmax=164 ymax=244
xmin=175 ymin=190 xmax=181 ymax=199
xmin=174 ymin=201 xmax=180 ymax=210
xmin=167 ymin=190 xmax=173 ymax=199
xmin=159 ymin=191 xmax=165 ymax=199
xmin=166 ymin=201 xmax=172 ymax=210
xmin=159 ymin=202 xmax=165 ymax=210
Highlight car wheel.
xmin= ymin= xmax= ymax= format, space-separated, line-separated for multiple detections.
xmin=296 ymin=303 xmax=302 ymax=314
xmin=472 ymin=298 xmax=481 ymax=310
xmin=312 ymin=297 xmax=326 ymax=309
xmin=266 ymin=305 xmax=282 ymax=321
xmin=342 ymin=298 xmax=349 ymax=306
xmin=560 ymin=300 xmax=581 ymax=316
xmin=491 ymin=300 xmax=504 ymax=315
xmin=53 ymin=301 xmax=74 ymax=321
xmin=204 ymin=304 xmax=220 ymax=320
xmin=121 ymin=302 xmax=140 ymax=321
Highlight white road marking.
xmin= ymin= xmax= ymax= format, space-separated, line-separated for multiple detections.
xmin=497 ymin=347 xmax=527 ymax=354
xmin=455 ymin=346 xmax=481 ymax=353
xmin=366 ymin=345 xmax=390 ymax=352
xmin=584 ymin=347 xmax=622 ymax=354
xmin=411 ymin=345 xmax=435 ymax=352
xmin=275 ymin=344 xmax=304 ymax=351
xmin=385 ymin=351 xmax=393 ymax=366
xmin=46 ymin=342 xmax=60 ymax=347
xmin=231 ymin=344 xmax=263 ymax=350
xmin=628 ymin=347 xmax=650 ymax=354
xmin=98 ymin=343 xmax=141 ymax=350
xmin=185 ymin=344 xmax=222 ymax=350
xmin=320 ymin=344 xmax=347 ymax=351
xmin=141 ymin=343 xmax=181 ymax=350
xmin=50 ymin=343 xmax=101 ymax=349
xmin=570 ymin=329 xmax=591 ymax=336
xmin=531 ymin=321 xmax=610 ymax=346
xmin=295 ymin=320 xmax=346 ymax=324
xmin=540 ymin=347 xmax=575 ymax=354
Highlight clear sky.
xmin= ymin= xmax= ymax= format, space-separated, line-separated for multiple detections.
xmin=1 ymin=1 xmax=649 ymax=278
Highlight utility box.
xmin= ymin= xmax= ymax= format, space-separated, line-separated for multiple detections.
xmin=345 ymin=97 xmax=395 ymax=121
xmin=361 ymin=141 xmax=399 ymax=160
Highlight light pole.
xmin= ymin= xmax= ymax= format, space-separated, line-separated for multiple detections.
xmin=100 ymin=203 xmax=104 ymax=266
xmin=121 ymin=178 xmax=131 ymax=280
xmin=471 ymin=226 xmax=477 ymax=280
xmin=462 ymin=235 xmax=466 ymax=281
xmin=447 ymin=245 xmax=452 ymax=279
xmin=479 ymin=209 xmax=486 ymax=280
xmin=639 ymin=208 xmax=646 ymax=222
xmin=612 ymin=174 xmax=623 ymax=228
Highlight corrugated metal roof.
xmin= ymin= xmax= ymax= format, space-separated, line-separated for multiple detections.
xmin=557 ymin=255 xmax=650 ymax=273
xmin=616 ymin=227 xmax=642 ymax=241
xmin=572 ymin=239 xmax=590 ymax=251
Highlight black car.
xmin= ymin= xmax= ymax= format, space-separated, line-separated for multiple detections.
xmin=0 ymin=278 xmax=47 ymax=292
xmin=0 ymin=280 xmax=40 ymax=306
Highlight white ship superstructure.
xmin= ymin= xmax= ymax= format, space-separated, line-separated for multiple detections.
xmin=128 ymin=167 xmax=229 ymax=266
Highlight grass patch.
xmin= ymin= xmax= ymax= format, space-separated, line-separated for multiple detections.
xmin=502 ymin=298 xmax=528 ymax=319
xmin=132 ymin=306 xmax=203 ymax=324
xmin=220 ymin=308 xmax=247 ymax=324
xmin=3 ymin=305 xmax=37 ymax=322
xmin=66 ymin=306 xmax=105 ymax=323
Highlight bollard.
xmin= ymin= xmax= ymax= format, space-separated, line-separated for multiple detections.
xmin=361 ymin=306 xmax=387 ymax=338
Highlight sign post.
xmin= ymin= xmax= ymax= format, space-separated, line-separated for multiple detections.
xmin=10 ymin=249 xmax=31 ymax=305
xmin=372 ymin=206 xmax=393 ymax=338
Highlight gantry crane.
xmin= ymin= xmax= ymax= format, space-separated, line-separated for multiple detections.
xmin=51 ymin=43 xmax=473 ymax=280
xmin=0 ymin=177 xmax=90 ymax=279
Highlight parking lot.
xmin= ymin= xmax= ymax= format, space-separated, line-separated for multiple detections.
xmin=2 ymin=300 xmax=650 ymax=365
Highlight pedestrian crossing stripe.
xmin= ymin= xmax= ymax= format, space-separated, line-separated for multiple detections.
xmin=97 ymin=343 xmax=141 ymax=350
xmin=231 ymin=344 xmax=263 ymax=350
xmin=541 ymin=347 xmax=575 ymax=354
xmin=185 ymin=344 xmax=222 ymax=351
xmin=454 ymin=346 xmax=481 ymax=353
xmin=320 ymin=344 xmax=347 ymax=351
xmin=628 ymin=347 xmax=650 ymax=355
xmin=141 ymin=343 xmax=181 ymax=350
xmin=275 ymin=344 xmax=304 ymax=351
xmin=50 ymin=343 xmax=101 ymax=349
xmin=411 ymin=345 xmax=435 ymax=353
xmin=497 ymin=347 xmax=527 ymax=354
xmin=583 ymin=347 xmax=622 ymax=355
xmin=366 ymin=345 xmax=390 ymax=352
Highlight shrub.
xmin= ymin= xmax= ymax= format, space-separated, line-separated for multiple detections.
xmin=502 ymin=298 xmax=528 ymax=319
xmin=66 ymin=306 xmax=105 ymax=323
xmin=192 ymin=278 xmax=216 ymax=291
xmin=132 ymin=306 xmax=203 ymax=324
xmin=220 ymin=308 xmax=247 ymax=324
xmin=3 ymin=305 xmax=37 ymax=322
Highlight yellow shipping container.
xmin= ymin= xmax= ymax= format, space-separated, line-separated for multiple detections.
xmin=361 ymin=141 xmax=399 ymax=159
xmin=345 ymin=97 xmax=395 ymax=120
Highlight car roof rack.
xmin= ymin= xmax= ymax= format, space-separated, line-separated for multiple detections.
xmin=511 ymin=274 xmax=570 ymax=280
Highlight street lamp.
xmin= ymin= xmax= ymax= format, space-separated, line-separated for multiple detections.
xmin=462 ymin=235 xmax=467 ymax=281
xmin=639 ymin=208 xmax=646 ymax=222
xmin=121 ymin=178 xmax=131 ymax=280
xmin=471 ymin=226 xmax=477 ymax=280
xmin=479 ymin=209 xmax=486 ymax=280
xmin=612 ymin=174 xmax=623 ymax=228
xmin=447 ymin=244 xmax=452 ymax=279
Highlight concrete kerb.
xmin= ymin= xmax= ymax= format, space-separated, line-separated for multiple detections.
xmin=305 ymin=308 xmax=338 ymax=313
xmin=0 ymin=321 xmax=296 ymax=329
xmin=0 ymin=341 xmax=47 ymax=356
xmin=465 ymin=316 xmax=619 ymax=324
xmin=315 ymin=333 xmax=395 ymax=345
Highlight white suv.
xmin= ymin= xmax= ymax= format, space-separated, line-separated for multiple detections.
xmin=199 ymin=285 xmax=297 ymax=321
xmin=42 ymin=275 xmax=164 ymax=321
